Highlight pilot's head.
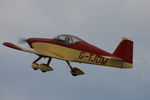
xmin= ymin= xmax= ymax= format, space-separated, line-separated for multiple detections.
xmin=65 ymin=37 xmax=70 ymax=42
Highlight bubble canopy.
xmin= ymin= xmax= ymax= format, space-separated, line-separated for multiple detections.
xmin=52 ymin=34 xmax=85 ymax=45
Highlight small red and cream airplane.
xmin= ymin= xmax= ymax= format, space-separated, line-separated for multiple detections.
xmin=3 ymin=34 xmax=133 ymax=76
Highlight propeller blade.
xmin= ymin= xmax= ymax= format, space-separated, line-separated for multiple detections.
xmin=18 ymin=38 xmax=27 ymax=44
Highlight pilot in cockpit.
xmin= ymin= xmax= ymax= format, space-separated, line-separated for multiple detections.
xmin=52 ymin=34 xmax=84 ymax=45
xmin=65 ymin=36 xmax=71 ymax=43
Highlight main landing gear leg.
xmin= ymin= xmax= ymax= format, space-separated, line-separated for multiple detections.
xmin=47 ymin=57 xmax=52 ymax=66
xmin=66 ymin=61 xmax=73 ymax=70
xmin=66 ymin=61 xmax=85 ymax=76
xmin=39 ymin=57 xmax=53 ymax=72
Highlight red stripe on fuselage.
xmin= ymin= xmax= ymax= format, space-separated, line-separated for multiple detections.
xmin=27 ymin=38 xmax=112 ymax=57
xmin=71 ymin=42 xmax=112 ymax=56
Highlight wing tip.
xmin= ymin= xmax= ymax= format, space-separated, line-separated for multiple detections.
xmin=3 ymin=42 xmax=22 ymax=50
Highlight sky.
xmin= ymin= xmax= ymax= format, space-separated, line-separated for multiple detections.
xmin=0 ymin=0 xmax=150 ymax=100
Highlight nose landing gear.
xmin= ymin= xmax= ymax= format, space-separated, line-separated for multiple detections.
xmin=31 ymin=63 xmax=39 ymax=70
xmin=31 ymin=56 xmax=42 ymax=70
xmin=31 ymin=56 xmax=53 ymax=73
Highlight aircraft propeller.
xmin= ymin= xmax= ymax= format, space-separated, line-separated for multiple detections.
xmin=18 ymin=38 xmax=27 ymax=44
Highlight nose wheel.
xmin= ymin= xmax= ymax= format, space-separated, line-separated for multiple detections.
xmin=66 ymin=61 xmax=85 ymax=76
xmin=32 ymin=56 xmax=42 ymax=70
xmin=31 ymin=56 xmax=53 ymax=72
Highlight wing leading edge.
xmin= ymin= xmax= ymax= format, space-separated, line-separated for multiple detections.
xmin=3 ymin=42 xmax=64 ymax=59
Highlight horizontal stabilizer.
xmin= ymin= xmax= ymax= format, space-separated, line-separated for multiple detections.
xmin=133 ymin=60 xmax=143 ymax=63
xmin=102 ymin=56 xmax=123 ymax=61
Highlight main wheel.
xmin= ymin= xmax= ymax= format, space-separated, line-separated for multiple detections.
xmin=70 ymin=67 xmax=85 ymax=76
xmin=71 ymin=73 xmax=77 ymax=76
xmin=41 ymin=70 xmax=47 ymax=73
xmin=39 ymin=63 xmax=54 ymax=72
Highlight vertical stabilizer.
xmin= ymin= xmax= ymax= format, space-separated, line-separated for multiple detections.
xmin=113 ymin=37 xmax=133 ymax=64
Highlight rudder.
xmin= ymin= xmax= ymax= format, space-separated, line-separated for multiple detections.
xmin=113 ymin=37 xmax=133 ymax=64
